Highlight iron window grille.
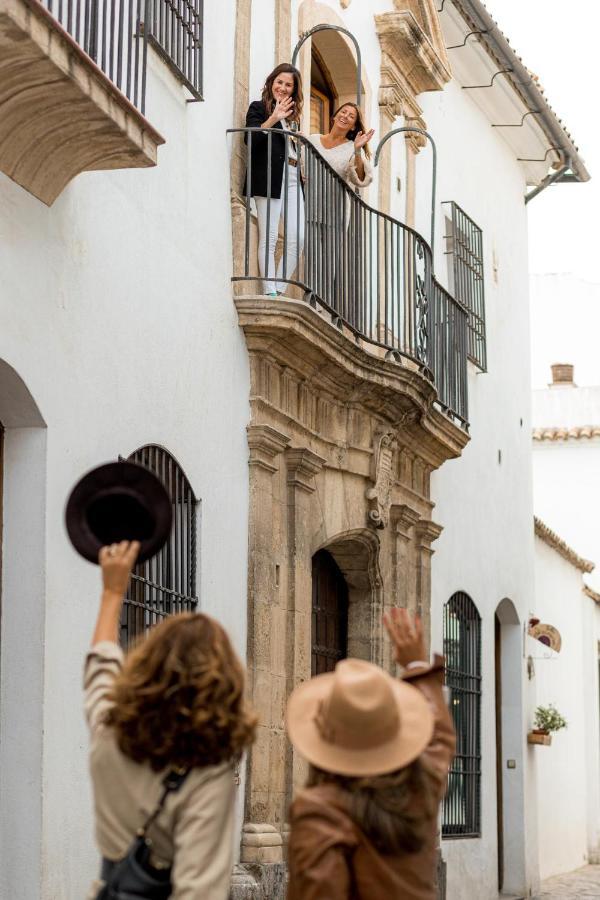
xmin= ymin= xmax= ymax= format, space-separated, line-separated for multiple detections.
xmin=120 ymin=445 xmax=198 ymax=648
xmin=147 ymin=0 xmax=203 ymax=100
xmin=442 ymin=591 xmax=482 ymax=839
xmin=443 ymin=202 xmax=486 ymax=371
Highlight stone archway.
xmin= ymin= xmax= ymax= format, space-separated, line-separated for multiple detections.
xmin=297 ymin=1 xmax=373 ymax=146
xmin=318 ymin=529 xmax=384 ymax=664
xmin=495 ymin=597 xmax=527 ymax=898
xmin=0 ymin=358 xmax=46 ymax=900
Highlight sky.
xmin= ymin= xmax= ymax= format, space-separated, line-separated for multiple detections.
xmin=485 ymin=0 xmax=599 ymax=283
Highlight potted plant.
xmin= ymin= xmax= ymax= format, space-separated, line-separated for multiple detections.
xmin=528 ymin=704 xmax=567 ymax=745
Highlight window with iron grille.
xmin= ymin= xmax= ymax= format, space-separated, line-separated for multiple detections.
xmin=147 ymin=0 xmax=203 ymax=100
xmin=442 ymin=591 xmax=482 ymax=838
xmin=120 ymin=445 xmax=198 ymax=647
xmin=443 ymin=202 xmax=486 ymax=371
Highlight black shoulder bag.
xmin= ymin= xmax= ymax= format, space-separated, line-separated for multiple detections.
xmin=96 ymin=768 xmax=189 ymax=900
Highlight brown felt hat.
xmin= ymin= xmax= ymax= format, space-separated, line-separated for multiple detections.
xmin=286 ymin=658 xmax=434 ymax=777
xmin=65 ymin=461 xmax=172 ymax=565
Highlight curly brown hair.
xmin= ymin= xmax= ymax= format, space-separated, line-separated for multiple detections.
xmin=105 ymin=613 xmax=256 ymax=771
xmin=261 ymin=63 xmax=304 ymax=124
xmin=307 ymin=758 xmax=440 ymax=854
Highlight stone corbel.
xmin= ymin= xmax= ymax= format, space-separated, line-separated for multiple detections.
xmin=366 ymin=432 xmax=398 ymax=529
xmin=248 ymin=425 xmax=291 ymax=474
xmin=286 ymin=447 xmax=327 ymax=493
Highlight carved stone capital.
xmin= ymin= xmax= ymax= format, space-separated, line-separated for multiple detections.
xmin=286 ymin=447 xmax=326 ymax=493
xmin=375 ymin=10 xmax=451 ymax=96
xmin=414 ymin=518 xmax=443 ymax=548
xmin=378 ymin=84 xmax=404 ymax=121
xmin=247 ymin=425 xmax=290 ymax=473
xmin=391 ymin=504 xmax=421 ymax=538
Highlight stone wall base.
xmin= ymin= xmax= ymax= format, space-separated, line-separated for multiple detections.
xmin=229 ymin=863 xmax=287 ymax=900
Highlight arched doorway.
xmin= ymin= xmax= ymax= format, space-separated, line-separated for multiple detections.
xmin=0 ymin=359 xmax=46 ymax=900
xmin=494 ymin=598 xmax=526 ymax=896
xmin=311 ymin=549 xmax=348 ymax=675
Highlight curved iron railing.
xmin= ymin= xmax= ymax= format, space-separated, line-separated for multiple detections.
xmin=228 ymin=128 xmax=468 ymax=428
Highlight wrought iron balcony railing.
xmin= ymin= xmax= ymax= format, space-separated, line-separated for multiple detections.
xmin=228 ymin=128 xmax=469 ymax=429
xmin=40 ymin=0 xmax=149 ymax=111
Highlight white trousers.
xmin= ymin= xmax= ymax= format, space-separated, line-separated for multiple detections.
xmin=255 ymin=164 xmax=305 ymax=294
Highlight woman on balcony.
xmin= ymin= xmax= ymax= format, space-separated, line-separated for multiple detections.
xmin=244 ymin=64 xmax=304 ymax=296
xmin=85 ymin=541 xmax=256 ymax=899
xmin=308 ymin=103 xmax=374 ymax=190
xmin=305 ymin=104 xmax=374 ymax=311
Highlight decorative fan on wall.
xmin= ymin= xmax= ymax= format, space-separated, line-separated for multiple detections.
xmin=527 ymin=618 xmax=562 ymax=654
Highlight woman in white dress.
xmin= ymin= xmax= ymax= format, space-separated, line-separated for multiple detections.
xmin=306 ymin=103 xmax=374 ymax=313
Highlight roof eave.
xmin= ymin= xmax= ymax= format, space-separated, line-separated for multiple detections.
xmin=449 ymin=0 xmax=590 ymax=183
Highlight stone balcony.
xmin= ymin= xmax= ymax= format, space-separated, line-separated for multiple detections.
xmin=0 ymin=0 xmax=164 ymax=205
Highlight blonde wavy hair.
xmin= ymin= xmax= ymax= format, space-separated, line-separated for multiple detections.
xmin=105 ymin=613 xmax=256 ymax=771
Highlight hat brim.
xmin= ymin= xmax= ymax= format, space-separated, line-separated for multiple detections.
xmin=65 ymin=461 xmax=172 ymax=565
xmin=286 ymin=668 xmax=434 ymax=777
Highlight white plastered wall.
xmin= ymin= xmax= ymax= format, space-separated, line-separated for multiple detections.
xmin=532 ymin=536 xmax=600 ymax=876
xmin=423 ymin=79 xmax=536 ymax=899
xmin=0 ymin=0 xmax=250 ymax=894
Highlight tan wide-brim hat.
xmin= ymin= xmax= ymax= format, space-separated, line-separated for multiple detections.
xmin=286 ymin=658 xmax=434 ymax=777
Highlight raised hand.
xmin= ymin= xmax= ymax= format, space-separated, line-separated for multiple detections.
xmin=272 ymin=95 xmax=295 ymax=122
xmin=354 ymin=128 xmax=375 ymax=151
xmin=383 ymin=607 xmax=427 ymax=668
xmin=99 ymin=540 xmax=140 ymax=599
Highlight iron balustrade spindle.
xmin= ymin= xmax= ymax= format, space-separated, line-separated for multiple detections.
xmin=41 ymin=0 xmax=149 ymax=111
xmin=442 ymin=592 xmax=482 ymax=838
xmin=229 ymin=127 xmax=470 ymax=429
xmin=119 ymin=446 xmax=198 ymax=648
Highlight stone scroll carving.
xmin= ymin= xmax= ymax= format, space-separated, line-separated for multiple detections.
xmin=366 ymin=432 xmax=398 ymax=528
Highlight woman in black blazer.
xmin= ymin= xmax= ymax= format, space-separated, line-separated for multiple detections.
xmin=244 ymin=64 xmax=304 ymax=296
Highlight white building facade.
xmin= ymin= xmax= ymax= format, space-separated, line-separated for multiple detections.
xmin=0 ymin=1 xmax=589 ymax=899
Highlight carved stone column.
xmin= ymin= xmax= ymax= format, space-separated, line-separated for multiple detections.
xmin=285 ymin=447 xmax=327 ymax=796
xmin=414 ymin=518 xmax=443 ymax=656
xmin=242 ymin=425 xmax=290 ymax=868
xmin=275 ymin=0 xmax=292 ymax=64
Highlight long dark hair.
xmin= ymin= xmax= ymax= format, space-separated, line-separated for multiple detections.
xmin=331 ymin=103 xmax=372 ymax=159
xmin=261 ymin=63 xmax=303 ymax=124
xmin=307 ymin=759 xmax=440 ymax=855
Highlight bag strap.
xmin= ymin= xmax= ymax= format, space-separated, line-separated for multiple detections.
xmin=139 ymin=769 xmax=190 ymax=838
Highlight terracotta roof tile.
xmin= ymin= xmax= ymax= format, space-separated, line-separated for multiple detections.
xmin=534 ymin=517 xmax=595 ymax=573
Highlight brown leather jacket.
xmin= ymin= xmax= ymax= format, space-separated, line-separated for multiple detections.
xmin=287 ymin=657 xmax=455 ymax=900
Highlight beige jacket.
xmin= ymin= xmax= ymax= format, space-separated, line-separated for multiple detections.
xmin=84 ymin=641 xmax=236 ymax=900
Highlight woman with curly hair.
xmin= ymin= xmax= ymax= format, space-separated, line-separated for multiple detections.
xmin=84 ymin=540 xmax=256 ymax=899
xmin=285 ymin=608 xmax=455 ymax=900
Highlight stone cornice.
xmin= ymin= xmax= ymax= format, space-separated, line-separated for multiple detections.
xmin=236 ymin=296 xmax=469 ymax=468
xmin=534 ymin=517 xmax=594 ymax=573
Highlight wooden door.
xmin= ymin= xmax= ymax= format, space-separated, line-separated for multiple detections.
xmin=311 ymin=549 xmax=348 ymax=676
